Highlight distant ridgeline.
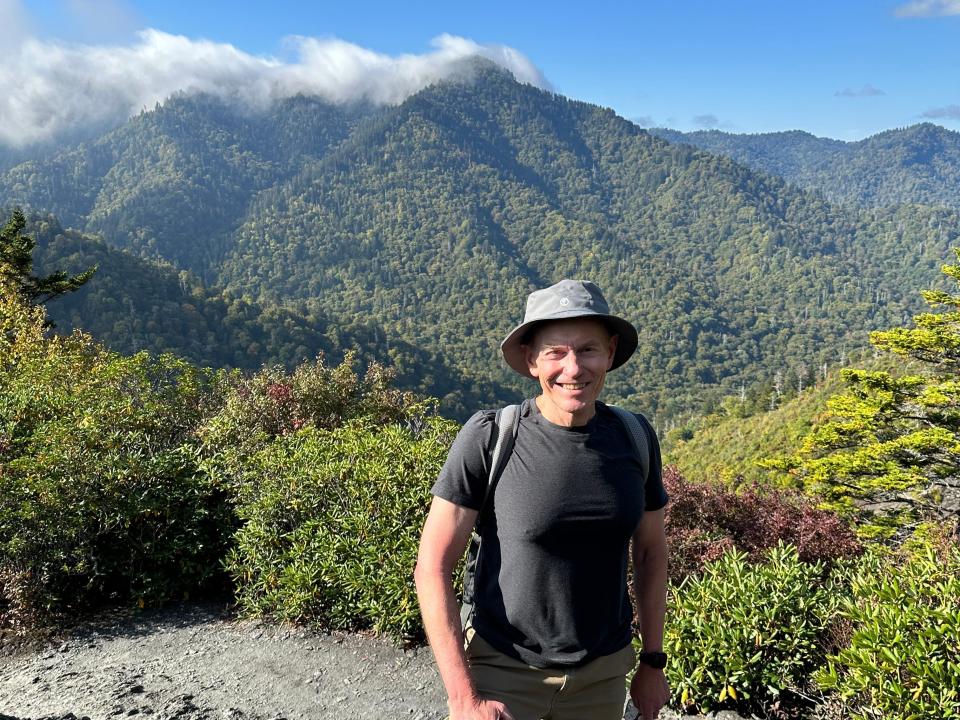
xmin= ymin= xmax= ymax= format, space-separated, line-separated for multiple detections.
xmin=648 ymin=124 xmax=960 ymax=209
xmin=3 ymin=62 xmax=960 ymax=425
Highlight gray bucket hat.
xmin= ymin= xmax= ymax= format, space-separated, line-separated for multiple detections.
xmin=500 ymin=279 xmax=639 ymax=378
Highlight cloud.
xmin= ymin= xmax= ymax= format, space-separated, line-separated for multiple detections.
xmin=631 ymin=115 xmax=655 ymax=127
xmin=894 ymin=0 xmax=960 ymax=17
xmin=835 ymin=84 xmax=886 ymax=97
xmin=922 ymin=105 xmax=960 ymax=120
xmin=692 ymin=114 xmax=720 ymax=128
xmin=0 ymin=29 xmax=548 ymax=147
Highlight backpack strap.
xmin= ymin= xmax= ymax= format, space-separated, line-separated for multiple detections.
xmin=608 ymin=405 xmax=651 ymax=482
xmin=460 ymin=403 xmax=521 ymax=627
xmin=481 ymin=403 xmax=522 ymax=513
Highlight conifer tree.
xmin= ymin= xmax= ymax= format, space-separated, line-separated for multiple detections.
xmin=765 ymin=251 xmax=960 ymax=536
xmin=0 ymin=208 xmax=96 ymax=308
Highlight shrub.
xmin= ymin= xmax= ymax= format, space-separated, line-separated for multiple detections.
xmin=198 ymin=351 xmax=430 ymax=492
xmin=815 ymin=522 xmax=960 ymax=720
xmin=225 ymin=416 xmax=457 ymax=641
xmin=0 ymin=301 xmax=229 ymax=628
xmin=663 ymin=466 xmax=862 ymax=582
xmin=665 ymin=542 xmax=840 ymax=717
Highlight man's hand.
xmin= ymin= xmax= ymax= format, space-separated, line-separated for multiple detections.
xmin=630 ymin=665 xmax=669 ymax=719
xmin=449 ymin=697 xmax=515 ymax=720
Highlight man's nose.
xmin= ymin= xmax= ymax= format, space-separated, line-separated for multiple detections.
xmin=562 ymin=352 xmax=583 ymax=376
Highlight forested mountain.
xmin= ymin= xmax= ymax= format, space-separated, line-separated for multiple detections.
xmin=649 ymin=123 xmax=960 ymax=208
xmin=3 ymin=62 xmax=959 ymax=422
xmin=28 ymin=213 xmax=511 ymax=412
xmin=4 ymin=94 xmax=371 ymax=281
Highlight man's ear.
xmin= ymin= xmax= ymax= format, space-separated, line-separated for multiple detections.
xmin=606 ymin=334 xmax=619 ymax=370
xmin=523 ymin=344 xmax=541 ymax=378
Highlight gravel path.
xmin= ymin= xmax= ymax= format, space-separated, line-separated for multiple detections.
xmin=0 ymin=603 xmax=750 ymax=720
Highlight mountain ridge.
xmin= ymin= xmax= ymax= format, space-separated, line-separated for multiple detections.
xmin=3 ymin=67 xmax=959 ymax=422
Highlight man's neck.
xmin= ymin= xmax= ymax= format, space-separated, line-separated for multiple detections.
xmin=535 ymin=395 xmax=596 ymax=427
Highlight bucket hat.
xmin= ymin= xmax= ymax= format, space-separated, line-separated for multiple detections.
xmin=500 ymin=279 xmax=638 ymax=378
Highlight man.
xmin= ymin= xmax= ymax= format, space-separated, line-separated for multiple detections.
xmin=415 ymin=279 xmax=670 ymax=720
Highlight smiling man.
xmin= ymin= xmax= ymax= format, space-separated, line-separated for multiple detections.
xmin=415 ymin=279 xmax=670 ymax=720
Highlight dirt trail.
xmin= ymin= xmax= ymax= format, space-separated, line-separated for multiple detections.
xmin=0 ymin=603 xmax=747 ymax=720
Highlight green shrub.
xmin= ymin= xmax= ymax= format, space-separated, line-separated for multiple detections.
xmin=0 ymin=296 xmax=229 ymax=627
xmin=816 ymin=524 xmax=960 ymax=720
xmin=664 ymin=542 xmax=840 ymax=716
xmin=225 ymin=416 xmax=456 ymax=641
xmin=198 ymin=351 xmax=429 ymax=492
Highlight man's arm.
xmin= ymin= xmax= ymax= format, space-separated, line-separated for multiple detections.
xmin=630 ymin=507 xmax=670 ymax=719
xmin=414 ymin=496 xmax=514 ymax=720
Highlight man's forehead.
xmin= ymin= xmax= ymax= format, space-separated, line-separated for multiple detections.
xmin=529 ymin=318 xmax=612 ymax=346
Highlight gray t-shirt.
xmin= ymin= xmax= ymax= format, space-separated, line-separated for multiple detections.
xmin=431 ymin=399 xmax=668 ymax=668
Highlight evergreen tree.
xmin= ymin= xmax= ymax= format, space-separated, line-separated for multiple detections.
xmin=764 ymin=252 xmax=960 ymax=536
xmin=1 ymin=208 xmax=96 ymax=309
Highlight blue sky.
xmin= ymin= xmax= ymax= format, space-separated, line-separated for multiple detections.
xmin=7 ymin=0 xmax=960 ymax=142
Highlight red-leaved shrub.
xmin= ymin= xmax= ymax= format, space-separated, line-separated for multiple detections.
xmin=663 ymin=466 xmax=862 ymax=582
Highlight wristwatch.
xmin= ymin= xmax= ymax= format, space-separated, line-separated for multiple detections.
xmin=638 ymin=651 xmax=668 ymax=669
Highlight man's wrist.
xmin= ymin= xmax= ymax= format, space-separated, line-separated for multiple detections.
xmin=637 ymin=650 xmax=668 ymax=669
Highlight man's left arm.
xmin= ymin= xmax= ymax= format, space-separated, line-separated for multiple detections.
xmin=630 ymin=507 xmax=670 ymax=719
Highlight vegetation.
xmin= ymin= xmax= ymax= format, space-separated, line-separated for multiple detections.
xmin=816 ymin=523 xmax=960 ymax=720
xmin=765 ymin=252 xmax=960 ymax=535
xmin=0 ymin=287 xmax=230 ymax=627
xmin=662 ymin=467 xmax=861 ymax=582
xmin=665 ymin=544 xmax=840 ymax=716
xmin=1 ymin=208 xmax=94 ymax=309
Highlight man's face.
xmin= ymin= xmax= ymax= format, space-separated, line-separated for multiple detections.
xmin=523 ymin=318 xmax=618 ymax=427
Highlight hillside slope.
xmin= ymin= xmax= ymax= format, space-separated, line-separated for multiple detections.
xmin=649 ymin=123 xmax=960 ymax=208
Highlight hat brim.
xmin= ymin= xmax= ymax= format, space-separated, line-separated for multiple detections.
xmin=500 ymin=311 xmax=639 ymax=378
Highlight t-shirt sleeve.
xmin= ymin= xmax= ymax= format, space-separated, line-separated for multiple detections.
xmin=639 ymin=414 xmax=669 ymax=511
xmin=431 ymin=410 xmax=496 ymax=510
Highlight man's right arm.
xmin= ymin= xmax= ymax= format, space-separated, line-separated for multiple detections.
xmin=414 ymin=496 xmax=513 ymax=720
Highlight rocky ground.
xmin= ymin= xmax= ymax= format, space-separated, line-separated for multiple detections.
xmin=0 ymin=602 xmax=752 ymax=720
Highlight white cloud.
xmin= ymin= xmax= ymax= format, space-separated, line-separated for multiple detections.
xmin=894 ymin=0 xmax=960 ymax=17
xmin=0 ymin=29 xmax=548 ymax=147
xmin=835 ymin=84 xmax=886 ymax=97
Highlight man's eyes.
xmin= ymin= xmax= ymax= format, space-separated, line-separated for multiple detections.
xmin=542 ymin=346 xmax=599 ymax=358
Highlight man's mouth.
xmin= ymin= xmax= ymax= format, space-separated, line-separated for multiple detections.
xmin=558 ymin=382 xmax=588 ymax=390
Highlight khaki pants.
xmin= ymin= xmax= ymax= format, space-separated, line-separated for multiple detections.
xmin=462 ymin=627 xmax=636 ymax=720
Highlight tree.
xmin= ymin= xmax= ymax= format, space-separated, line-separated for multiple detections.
xmin=764 ymin=251 xmax=960 ymax=537
xmin=0 ymin=208 xmax=96 ymax=308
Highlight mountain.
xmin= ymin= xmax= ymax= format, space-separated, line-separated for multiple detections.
xmin=4 ymin=62 xmax=960 ymax=424
xmin=4 ymin=93 xmax=372 ymax=281
xmin=28 ymin=213 xmax=511 ymax=416
xmin=648 ymin=123 xmax=960 ymax=208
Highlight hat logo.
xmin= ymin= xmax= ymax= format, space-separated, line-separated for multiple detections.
xmin=559 ymin=297 xmax=570 ymax=307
